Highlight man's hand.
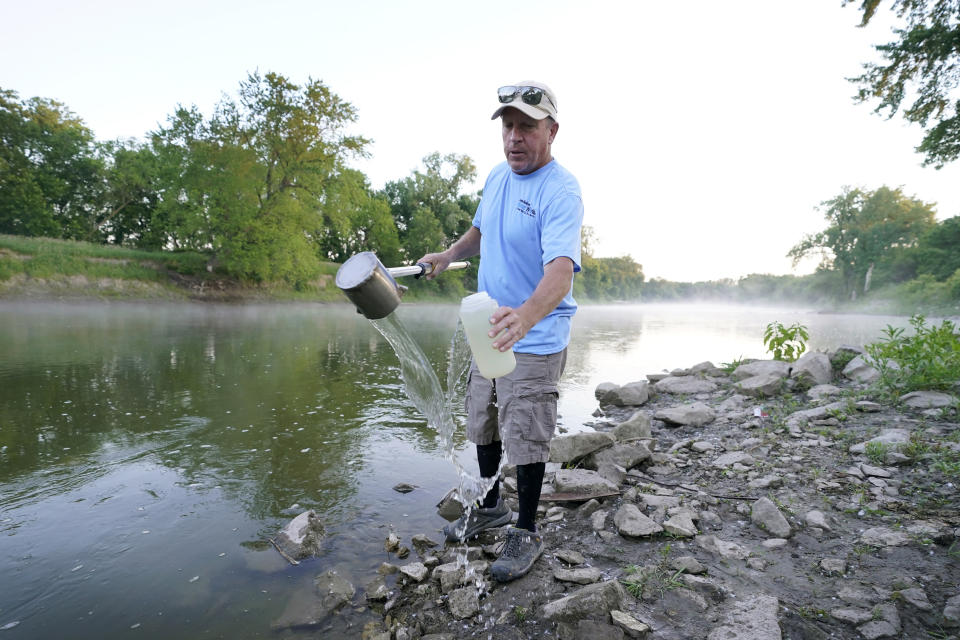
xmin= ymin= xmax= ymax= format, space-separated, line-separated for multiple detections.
xmin=488 ymin=305 xmax=534 ymax=352
xmin=415 ymin=251 xmax=452 ymax=280
xmin=416 ymin=227 xmax=482 ymax=280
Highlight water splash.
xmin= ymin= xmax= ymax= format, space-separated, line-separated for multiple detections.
xmin=370 ymin=312 xmax=504 ymax=607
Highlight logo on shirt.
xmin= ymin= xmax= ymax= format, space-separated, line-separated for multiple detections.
xmin=516 ymin=199 xmax=537 ymax=218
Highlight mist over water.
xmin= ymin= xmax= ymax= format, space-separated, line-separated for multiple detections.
xmin=0 ymin=301 xmax=914 ymax=638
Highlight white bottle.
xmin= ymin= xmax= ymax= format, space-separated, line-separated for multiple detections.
xmin=459 ymin=292 xmax=516 ymax=379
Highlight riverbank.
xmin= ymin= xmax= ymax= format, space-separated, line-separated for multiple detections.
xmin=275 ymin=350 xmax=960 ymax=639
xmin=4 ymin=235 xmax=959 ymax=316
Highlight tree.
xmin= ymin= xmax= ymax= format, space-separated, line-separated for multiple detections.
xmin=96 ymin=140 xmax=161 ymax=246
xmin=845 ymin=0 xmax=960 ymax=167
xmin=382 ymin=152 xmax=479 ymax=259
xmin=0 ymin=88 xmax=102 ymax=238
xmin=151 ymin=72 xmax=370 ymax=283
xmin=788 ymin=185 xmax=937 ymax=298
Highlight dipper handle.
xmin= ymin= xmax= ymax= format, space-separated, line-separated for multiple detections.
xmin=387 ymin=261 xmax=469 ymax=279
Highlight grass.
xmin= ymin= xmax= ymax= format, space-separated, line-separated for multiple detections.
xmin=620 ymin=544 xmax=687 ymax=601
xmin=0 ymin=233 xmax=345 ymax=301
xmin=865 ymin=441 xmax=892 ymax=465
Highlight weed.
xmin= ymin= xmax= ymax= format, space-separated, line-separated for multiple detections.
xmin=513 ymin=606 xmax=527 ymax=623
xmin=826 ymin=407 xmax=849 ymax=422
xmin=865 ymin=441 xmax=892 ymax=465
xmin=720 ymin=356 xmax=746 ymax=373
xmin=865 ymin=315 xmax=960 ymax=393
xmin=763 ymin=321 xmax=810 ymax=362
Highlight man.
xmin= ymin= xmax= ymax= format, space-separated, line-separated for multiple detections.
xmin=418 ymin=81 xmax=583 ymax=582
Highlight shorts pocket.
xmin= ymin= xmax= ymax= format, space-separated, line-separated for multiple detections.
xmin=512 ymin=382 xmax=558 ymax=442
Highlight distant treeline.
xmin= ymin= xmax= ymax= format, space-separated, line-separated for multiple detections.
xmin=0 ymin=72 xmax=642 ymax=302
xmin=645 ymin=186 xmax=960 ymax=312
xmin=1 ymin=73 xmax=956 ymax=309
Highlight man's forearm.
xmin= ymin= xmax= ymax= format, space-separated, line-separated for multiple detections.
xmin=489 ymin=256 xmax=575 ymax=351
xmin=444 ymin=226 xmax=482 ymax=261
xmin=518 ymin=257 xmax=574 ymax=328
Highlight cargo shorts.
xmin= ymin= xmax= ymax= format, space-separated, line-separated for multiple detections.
xmin=465 ymin=349 xmax=567 ymax=466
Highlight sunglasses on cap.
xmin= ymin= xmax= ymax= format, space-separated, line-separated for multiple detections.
xmin=497 ymin=85 xmax=556 ymax=110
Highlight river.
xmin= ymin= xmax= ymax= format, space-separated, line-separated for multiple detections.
xmin=0 ymin=301 xmax=912 ymax=638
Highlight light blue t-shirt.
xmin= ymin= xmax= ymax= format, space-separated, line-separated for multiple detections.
xmin=472 ymin=159 xmax=583 ymax=355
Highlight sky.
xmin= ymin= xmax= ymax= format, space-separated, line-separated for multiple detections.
xmin=2 ymin=0 xmax=957 ymax=282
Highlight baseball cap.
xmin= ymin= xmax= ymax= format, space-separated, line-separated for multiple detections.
xmin=491 ymin=81 xmax=559 ymax=122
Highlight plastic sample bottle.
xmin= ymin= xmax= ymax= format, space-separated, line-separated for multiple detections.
xmin=459 ymin=292 xmax=516 ymax=379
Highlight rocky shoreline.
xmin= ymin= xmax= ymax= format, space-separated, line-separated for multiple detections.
xmin=273 ymin=348 xmax=960 ymax=640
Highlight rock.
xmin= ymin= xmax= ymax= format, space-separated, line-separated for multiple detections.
xmin=804 ymin=510 xmax=832 ymax=531
xmin=859 ymin=527 xmax=910 ymax=547
xmin=610 ymin=610 xmax=651 ymax=638
xmin=662 ymin=512 xmax=698 ymax=537
xmin=554 ymin=469 xmax=620 ymax=495
xmin=436 ymin=488 xmax=465 ymax=522
xmin=842 ymin=355 xmax=880 ymax=383
xmin=858 ymin=621 xmax=898 ymax=639
xmin=392 ymin=482 xmax=416 ymax=493
xmin=859 ymin=464 xmax=892 ymax=478
xmin=273 ymin=510 xmax=325 ymax=560
xmin=614 ymin=504 xmax=664 ymax=537
xmin=364 ymin=575 xmax=390 ymax=601
xmin=819 ymin=557 xmax=846 ymax=575
xmin=590 ymin=510 xmax=608 ymax=532
xmin=558 ymin=620 xmax=625 ymax=640
xmin=411 ymin=534 xmax=438 ymax=552
xmin=858 ymin=603 xmax=900 ymax=639
xmin=849 ymin=429 xmax=911 ymax=454
xmin=712 ymin=451 xmax=756 ymax=468
xmin=583 ymin=443 xmax=651 ymax=479
xmin=556 ymin=549 xmax=586 ymax=565
xmin=899 ymin=587 xmax=932 ymax=611
xmin=808 ymin=384 xmax=842 ymax=400
xmin=542 ymin=580 xmax=627 ymax=623
xmin=751 ymin=497 xmax=791 ymax=538
xmin=748 ymin=475 xmax=783 ymax=490
xmin=554 ymin=566 xmax=603 ymax=584
xmin=944 ymin=594 xmax=960 ymax=626
xmin=690 ymin=360 xmax=723 ymax=375
xmin=550 ymin=432 xmax=616 ymax=464
xmin=385 ymin=532 xmax=401 ymax=552
xmin=578 ymin=499 xmax=601 ymax=518
xmin=608 ymin=381 xmax=651 ymax=406
xmin=791 ymin=352 xmax=833 ymax=386
xmin=900 ymin=390 xmax=958 ymax=408
xmin=595 ymin=382 xmax=620 ymax=403
xmin=399 ymin=562 xmax=428 ymax=582
xmin=272 ymin=570 xmax=353 ymax=630
xmin=612 ymin=411 xmax=652 ymax=440
xmin=672 ymin=555 xmax=707 ymax=574
xmin=732 ymin=360 xmax=792 ymax=380
xmin=654 ymin=402 xmax=717 ymax=427
xmin=654 ymin=376 xmax=718 ymax=394
xmin=761 ymin=538 xmax=788 ymax=549
xmin=696 ymin=535 xmax=750 ymax=560
xmin=737 ymin=372 xmax=787 ymax=398
xmin=855 ymin=400 xmax=882 ymax=412
xmin=638 ymin=493 xmax=681 ymax=509
xmin=830 ymin=607 xmax=873 ymax=624
xmin=706 ymin=594 xmax=780 ymax=640
xmin=691 ymin=440 xmax=716 ymax=453
xmin=447 ymin=586 xmax=479 ymax=619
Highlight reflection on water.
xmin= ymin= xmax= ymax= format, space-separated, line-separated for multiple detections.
xmin=0 ymin=301 xmax=913 ymax=638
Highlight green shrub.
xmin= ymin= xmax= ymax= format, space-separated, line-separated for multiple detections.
xmin=763 ymin=321 xmax=810 ymax=362
xmin=865 ymin=315 xmax=960 ymax=393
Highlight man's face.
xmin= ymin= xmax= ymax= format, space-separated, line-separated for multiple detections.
xmin=501 ymin=108 xmax=558 ymax=175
